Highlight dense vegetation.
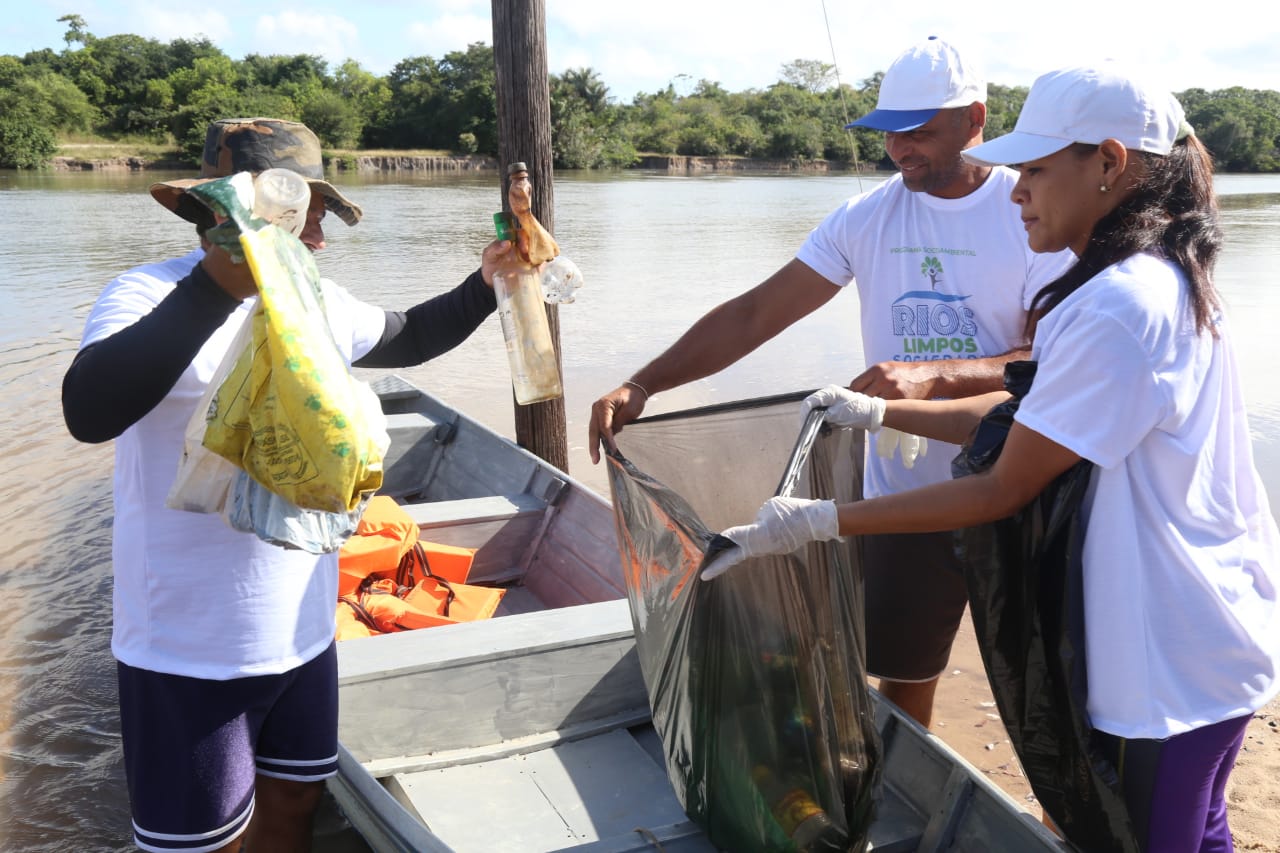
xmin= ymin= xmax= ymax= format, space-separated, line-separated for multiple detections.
xmin=3 ymin=15 xmax=1278 ymax=172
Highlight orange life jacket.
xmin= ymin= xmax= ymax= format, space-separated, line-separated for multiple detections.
xmin=335 ymin=496 xmax=503 ymax=641
xmin=338 ymin=495 xmax=478 ymax=595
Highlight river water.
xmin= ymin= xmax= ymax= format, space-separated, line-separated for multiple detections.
xmin=1 ymin=168 xmax=1278 ymax=851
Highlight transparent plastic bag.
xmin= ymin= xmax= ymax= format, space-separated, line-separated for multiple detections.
xmin=606 ymin=393 xmax=880 ymax=851
xmin=221 ymin=469 xmax=366 ymax=553
xmin=166 ymin=308 xmax=253 ymax=515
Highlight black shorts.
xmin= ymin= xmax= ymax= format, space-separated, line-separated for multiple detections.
xmin=117 ymin=643 xmax=339 ymax=852
xmin=862 ymin=531 xmax=968 ymax=683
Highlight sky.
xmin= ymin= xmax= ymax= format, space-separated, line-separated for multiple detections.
xmin=6 ymin=0 xmax=1279 ymax=102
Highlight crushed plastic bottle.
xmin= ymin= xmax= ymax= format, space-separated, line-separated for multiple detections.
xmin=540 ymin=255 xmax=584 ymax=304
xmin=252 ymin=168 xmax=311 ymax=237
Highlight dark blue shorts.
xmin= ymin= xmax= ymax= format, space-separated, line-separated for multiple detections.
xmin=862 ymin=530 xmax=969 ymax=682
xmin=117 ymin=643 xmax=339 ymax=852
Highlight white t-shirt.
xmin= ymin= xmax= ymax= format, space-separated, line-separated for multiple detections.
xmin=1016 ymin=253 xmax=1280 ymax=738
xmin=797 ymin=168 xmax=1074 ymax=498
xmin=80 ymin=249 xmax=387 ymax=679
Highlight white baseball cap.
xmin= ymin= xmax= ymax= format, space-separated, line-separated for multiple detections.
xmin=847 ymin=36 xmax=986 ymax=132
xmin=962 ymin=63 xmax=1191 ymax=167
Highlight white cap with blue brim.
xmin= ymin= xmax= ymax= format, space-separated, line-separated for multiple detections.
xmin=846 ymin=36 xmax=987 ymax=133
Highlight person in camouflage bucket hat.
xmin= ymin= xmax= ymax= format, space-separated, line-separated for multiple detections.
xmin=150 ymin=117 xmax=363 ymax=230
xmin=65 ymin=118 xmax=512 ymax=853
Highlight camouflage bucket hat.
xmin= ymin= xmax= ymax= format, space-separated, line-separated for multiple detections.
xmin=150 ymin=118 xmax=362 ymax=227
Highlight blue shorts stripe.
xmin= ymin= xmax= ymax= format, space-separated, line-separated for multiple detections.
xmin=256 ymin=751 xmax=340 ymax=781
xmin=133 ymin=799 xmax=253 ymax=852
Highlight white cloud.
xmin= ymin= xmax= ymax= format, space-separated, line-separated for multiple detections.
xmin=252 ymin=11 xmax=360 ymax=64
xmin=112 ymin=1 xmax=233 ymax=47
xmin=404 ymin=13 xmax=493 ymax=61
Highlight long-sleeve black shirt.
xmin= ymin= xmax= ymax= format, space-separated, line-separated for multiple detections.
xmin=62 ymin=262 xmax=496 ymax=444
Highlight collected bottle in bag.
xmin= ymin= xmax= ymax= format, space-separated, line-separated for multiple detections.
xmin=492 ymin=162 xmax=563 ymax=405
xmin=752 ymin=765 xmax=847 ymax=852
xmin=252 ymin=167 xmax=311 ymax=236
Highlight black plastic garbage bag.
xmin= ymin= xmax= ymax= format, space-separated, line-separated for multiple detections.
xmin=952 ymin=361 xmax=1138 ymax=852
xmin=606 ymin=393 xmax=880 ymax=852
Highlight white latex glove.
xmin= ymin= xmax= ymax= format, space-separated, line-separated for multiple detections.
xmin=801 ymin=385 xmax=887 ymax=431
xmin=700 ymin=496 xmax=841 ymax=580
xmin=875 ymin=428 xmax=929 ymax=469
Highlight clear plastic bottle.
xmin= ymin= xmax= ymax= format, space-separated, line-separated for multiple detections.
xmin=540 ymin=255 xmax=584 ymax=304
xmin=492 ymin=210 xmax=563 ymax=405
xmin=252 ymin=168 xmax=311 ymax=236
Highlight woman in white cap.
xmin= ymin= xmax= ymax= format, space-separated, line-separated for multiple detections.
xmin=702 ymin=64 xmax=1280 ymax=851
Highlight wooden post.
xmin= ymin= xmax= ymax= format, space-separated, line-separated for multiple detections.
xmin=491 ymin=0 xmax=568 ymax=473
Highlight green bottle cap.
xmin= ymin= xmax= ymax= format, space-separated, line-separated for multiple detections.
xmin=493 ymin=211 xmax=515 ymax=241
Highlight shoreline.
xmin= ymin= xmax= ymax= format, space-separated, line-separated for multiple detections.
xmin=47 ymin=153 xmax=875 ymax=174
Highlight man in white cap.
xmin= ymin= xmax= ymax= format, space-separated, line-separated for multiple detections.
xmin=589 ymin=37 xmax=1074 ymax=729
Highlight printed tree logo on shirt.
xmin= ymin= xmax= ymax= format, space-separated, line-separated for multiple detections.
xmin=895 ymin=254 xmax=976 ymax=358
xmin=920 ymin=256 xmax=944 ymax=290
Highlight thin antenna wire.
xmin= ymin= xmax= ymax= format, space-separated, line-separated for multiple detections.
xmin=820 ymin=0 xmax=864 ymax=192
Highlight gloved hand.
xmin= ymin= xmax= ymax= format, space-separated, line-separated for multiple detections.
xmin=802 ymin=385 xmax=927 ymax=469
xmin=801 ymin=385 xmax=887 ymax=431
xmin=700 ymin=496 xmax=841 ymax=580
xmin=876 ymin=428 xmax=929 ymax=469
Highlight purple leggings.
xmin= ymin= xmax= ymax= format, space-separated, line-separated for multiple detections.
xmin=1096 ymin=713 xmax=1251 ymax=853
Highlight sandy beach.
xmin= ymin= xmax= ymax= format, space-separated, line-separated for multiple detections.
xmin=928 ymin=612 xmax=1280 ymax=851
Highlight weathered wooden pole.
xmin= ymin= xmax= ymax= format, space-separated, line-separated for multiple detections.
xmin=491 ymin=0 xmax=568 ymax=473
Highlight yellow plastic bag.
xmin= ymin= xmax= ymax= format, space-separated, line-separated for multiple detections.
xmin=191 ymin=174 xmax=386 ymax=514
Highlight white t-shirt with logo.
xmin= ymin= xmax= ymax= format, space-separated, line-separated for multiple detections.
xmin=80 ymin=249 xmax=386 ymax=679
xmin=1016 ymin=253 xmax=1280 ymax=738
xmin=797 ymin=168 xmax=1073 ymax=498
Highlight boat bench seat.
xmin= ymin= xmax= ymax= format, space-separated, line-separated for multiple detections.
xmin=401 ymin=493 xmax=547 ymax=530
xmin=399 ymin=494 xmax=550 ymax=583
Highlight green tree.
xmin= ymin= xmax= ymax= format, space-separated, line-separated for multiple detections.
xmin=373 ymin=44 xmax=495 ymax=153
xmin=550 ymin=67 xmax=633 ymax=168
xmin=983 ymin=84 xmax=1029 ymax=141
xmin=779 ymin=59 xmax=835 ymax=94
xmin=333 ymin=59 xmax=391 ymax=147
xmin=0 ymin=53 xmax=72 ymax=168
xmin=58 ymin=14 xmax=91 ymax=48
xmin=560 ymin=67 xmax=610 ymax=110
xmin=301 ymin=88 xmax=363 ymax=148
xmin=0 ymin=102 xmax=58 ymax=168
xmin=619 ymin=86 xmax=683 ymax=154
xmin=1181 ymin=87 xmax=1280 ymax=172
xmin=169 ymin=52 xmax=297 ymax=162
xmin=241 ymin=53 xmax=329 ymax=94
xmin=373 ymin=55 xmax=441 ymax=148
xmin=81 ymin=33 xmax=177 ymax=133
xmin=430 ymin=43 xmax=497 ymax=153
xmin=0 ymin=63 xmax=98 ymax=135
xmin=674 ymin=96 xmax=734 ymax=156
xmin=748 ymin=83 xmax=827 ymax=159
